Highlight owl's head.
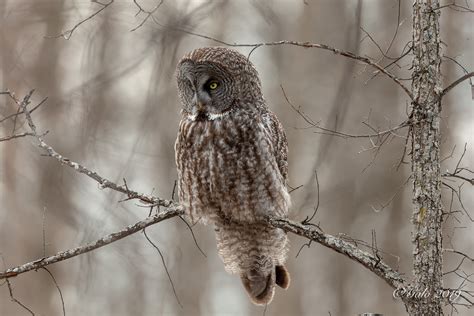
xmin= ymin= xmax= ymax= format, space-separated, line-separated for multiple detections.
xmin=176 ymin=47 xmax=263 ymax=121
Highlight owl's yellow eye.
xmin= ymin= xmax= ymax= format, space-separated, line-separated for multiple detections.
xmin=209 ymin=82 xmax=218 ymax=90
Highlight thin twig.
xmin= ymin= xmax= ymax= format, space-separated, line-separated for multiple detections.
xmin=295 ymin=240 xmax=312 ymax=258
xmin=42 ymin=268 xmax=66 ymax=316
xmin=0 ymin=132 xmax=36 ymax=142
xmin=435 ymin=1 xmax=474 ymax=12
xmin=440 ymin=72 xmax=474 ymax=99
xmin=288 ymin=184 xmax=303 ymax=194
xmin=142 ymin=229 xmax=183 ymax=308
xmin=45 ymin=0 xmax=114 ymax=40
xmin=0 ymin=207 xmax=183 ymax=279
xmin=303 ymin=171 xmax=320 ymax=224
xmin=178 ymin=216 xmax=207 ymax=258
xmin=153 ymin=23 xmax=414 ymax=99
xmin=281 ymin=85 xmax=409 ymax=139
xmin=0 ymin=94 xmax=47 ymax=124
xmin=42 ymin=207 xmax=47 ymax=257
xmin=442 ymin=143 xmax=474 ymax=185
xmin=5 ymin=279 xmax=35 ymax=315
xmin=131 ymin=0 xmax=164 ymax=32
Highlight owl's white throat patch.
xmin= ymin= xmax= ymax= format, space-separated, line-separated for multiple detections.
xmin=188 ymin=110 xmax=231 ymax=122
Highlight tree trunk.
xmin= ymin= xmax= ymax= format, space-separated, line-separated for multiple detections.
xmin=408 ymin=0 xmax=443 ymax=315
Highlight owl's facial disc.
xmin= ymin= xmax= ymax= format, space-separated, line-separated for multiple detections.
xmin=187 ymin=72 xmax=229 ymax=121
xmin=178 ymin=62 xmax=234 ymax=121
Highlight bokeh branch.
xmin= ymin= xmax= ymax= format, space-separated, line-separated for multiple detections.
xmin=131 ymin=0 xmax=164 ymax=32
xmin=46 ymin=0 xmax=115 ymax=40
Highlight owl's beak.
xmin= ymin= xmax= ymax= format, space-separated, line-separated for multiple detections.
xmin=193 ymin=92 xmax=208 ymax=112
xmin=196 ymin=101 xmax=206 ymax=112
xmin=190 ymin=95 xmax=208 ymax=121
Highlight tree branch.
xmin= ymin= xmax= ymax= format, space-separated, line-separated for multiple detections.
xmin=131 ymin=0 xmax=164 ymax=32
xmin=45 ymin=0 xmax=115 ymax=40
xmin=0 ymin=132 xmax=35 ymax=142
xmin=151 ymin=21 xmax=414 ymax=100
xmin=11 ymin=90 xmax=169 ymax=207
xmin=0 ymin=206 xmax=183 ymax=279
xmin=440 ymin=71 xmax=474 ymax=99
xmin=1 ymin=207 xmax=404 ymax=296
xmin=269 ymin=217 xmax=406 ymax=290
xmin=1 ymin=90 xmax=406 ymax=302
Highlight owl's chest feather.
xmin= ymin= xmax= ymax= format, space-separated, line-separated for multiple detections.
xmin=178 ymin=118 xmax=262 ymax=174
xmin=175 ymin=115 xmax=288 ymax=223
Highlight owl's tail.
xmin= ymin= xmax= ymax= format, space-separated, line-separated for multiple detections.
xmin=240 ymin=264 xmax=290 ymax=305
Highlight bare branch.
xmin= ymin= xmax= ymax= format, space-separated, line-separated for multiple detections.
xmin=435 ymin=1 xmax=474 ymax=12
xmin=5 ymin=279 xmax=35 ymax=315
xmin=269 ymin=217 xmax=406 ymax=290
xmin=1 ymin=90 xmax=408 ymax=303
xmin=445 ymin=249 xmax=474 ymax=262
xmin=178 ymin=216 xmax=207 ymax=258
xmin=1 ymin=208 xmax=406 ymax=297
xmin=42 ymin=268 xmax=66 ymax=316
xmin=14 ymin=90 xmax=168 ymax=206
xmin=440 ymin=72 xmax=474 ymax=99
xmin=131 ymin=0 xmax=164 ymax=32
xmin=370 ymin=175 xmax=412 ymax=213
xmin=0 ymin=206 xmax=183 ymax=279
xmin=0 ymin=132 xmax=35 ymax=142
xmin=302 ymin=170 xmax=320 ymax=224
xmin=360 ymin=26 xmax=406 ymax=61
xmin=0 ymin=95 xmax=47 ymax=124
xmin=142 ymin=229 xmax=182 ymax=308
xmin=442 ymin=143 xmax=474 ymax=185
xmin=281 ymin=85 xmax=409 ymax=139
xmin=45 ymin=0 xmax=114 ymax=40
xmin=153 ymin=23 xmax=414 ymax=99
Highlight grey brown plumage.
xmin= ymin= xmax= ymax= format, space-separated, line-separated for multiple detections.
xmin=175 ymin=47 xmax=290 ymax=305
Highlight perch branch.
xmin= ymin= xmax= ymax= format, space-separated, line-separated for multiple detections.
xmin=1 ymin=207 xmax=404 ymax=295
xmin=1 ymin=90 xmax=406 ymax=298
xmin=269 ymin=217 xmax=406 ymax=290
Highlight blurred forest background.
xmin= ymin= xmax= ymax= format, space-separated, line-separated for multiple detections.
xmin=1 ymin=0 xmax=473 ymax=315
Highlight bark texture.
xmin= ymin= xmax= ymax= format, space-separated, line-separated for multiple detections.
xmin=408 ymin=0 xmax=443 ymax=314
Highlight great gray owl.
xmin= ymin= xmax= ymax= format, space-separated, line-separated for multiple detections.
xmin=175 ymin=47 xmax=290 ymax=305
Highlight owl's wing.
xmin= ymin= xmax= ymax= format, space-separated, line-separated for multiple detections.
xmin=262 ymin=110 xmax=289 ymax=183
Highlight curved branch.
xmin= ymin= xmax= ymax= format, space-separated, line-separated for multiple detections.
xmin=440 ymin=72 xmax=474 ymax=99
xmin=151 ymin=22 xmax=414 ymax=100
xmin=45 ymin=0 xmax=115 ymax=40
xmin=1 ymin=208 xmax=405 ymax=294
xmin=11 ymin=90 xmax=170 ymax=207
xmin=269 ymin=217 xmax=406 ymax=290
xmin=0 ymin=206 xmax=183 ymax=279
xmin=1 ymin=90 xmax=407 ymax=296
